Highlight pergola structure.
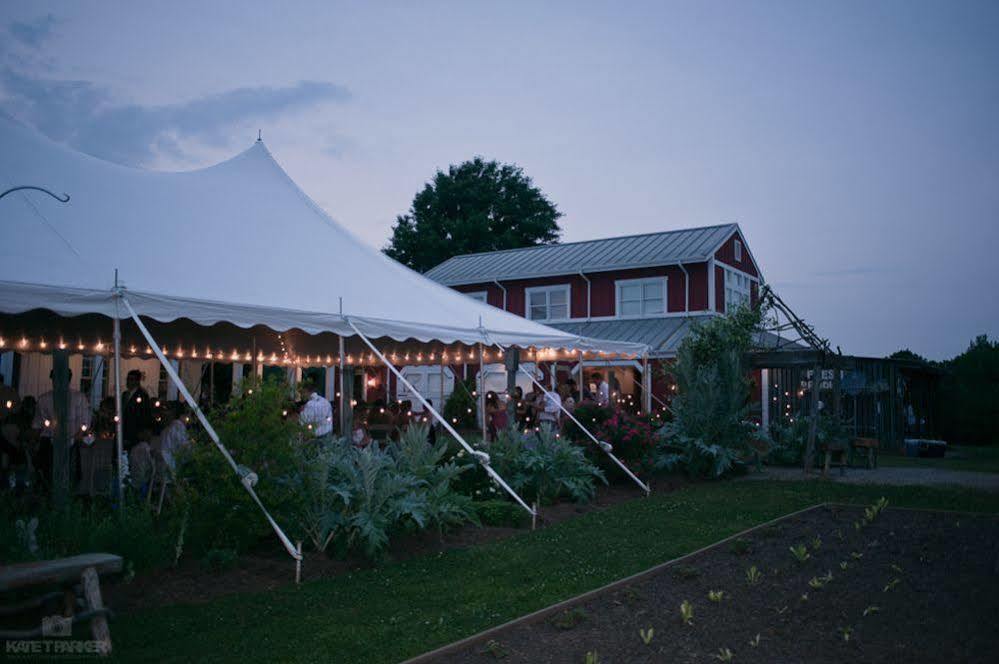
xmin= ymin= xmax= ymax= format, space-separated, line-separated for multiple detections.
xmin=0 ymin=114 xmax=649 ymax=560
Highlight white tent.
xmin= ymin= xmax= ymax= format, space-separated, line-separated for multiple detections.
xmin=0 ymin=113 xmax=644 ymax=355
xmin=0 ymin=113 xmax=650 ymax=560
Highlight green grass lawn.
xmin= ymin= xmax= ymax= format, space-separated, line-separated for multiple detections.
xmin=879 ymin=445 xmax=999 ymax=473
xmin=112 ymin=480 xmax=999 ymax=663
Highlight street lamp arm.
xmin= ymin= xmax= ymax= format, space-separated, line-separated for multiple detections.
xmin=0 ymin=186 xmax=70 ymax=203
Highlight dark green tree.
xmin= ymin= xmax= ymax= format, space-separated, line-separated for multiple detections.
xmin=939 ymin=335 xmax=999 ymax=445
xmin=384 ymin=157 xmax=562 ymax=272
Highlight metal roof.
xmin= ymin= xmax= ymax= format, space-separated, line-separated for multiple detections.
xmin=425 ymin=223 xmax=739 ymax=285
xmin=549 ymin=315 xmax=805 ymax=358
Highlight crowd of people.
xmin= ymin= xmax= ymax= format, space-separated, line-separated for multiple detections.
xmin=0 ymin=368 xmax=191 ymax=497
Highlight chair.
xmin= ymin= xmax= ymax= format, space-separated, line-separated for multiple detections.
xmin=849 ymin=437 xmax=879 ymax=469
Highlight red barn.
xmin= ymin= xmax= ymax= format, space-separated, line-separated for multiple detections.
xmin=425 ymin=223 xmax=763 ymax=413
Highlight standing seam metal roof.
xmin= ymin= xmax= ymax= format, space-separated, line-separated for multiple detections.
xmin=424 ymin=223 xmax=738 ymax=285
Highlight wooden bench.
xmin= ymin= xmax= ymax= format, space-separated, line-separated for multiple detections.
xmin=850 ymin=437 xmax=879 ymax=469
xmin=820 ymin=441 xmax=848 ymax=477
xmin=0 ymin=553 xmax=122 ymax=655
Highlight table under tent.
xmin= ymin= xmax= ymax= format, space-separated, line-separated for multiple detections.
xmin=0 ymin=113 xmax=649 ymax=563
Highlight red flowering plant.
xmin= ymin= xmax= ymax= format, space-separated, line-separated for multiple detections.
xmin=593 ymin=409 xmax=659 ymax=474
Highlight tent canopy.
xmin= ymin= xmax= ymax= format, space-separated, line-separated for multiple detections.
xmin=0 ymin=114 xmax=645 ymax=356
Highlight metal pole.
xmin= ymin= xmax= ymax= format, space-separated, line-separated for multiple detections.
xmin=346 ymin=320 xmax=534 ymax=516
xmin=439 ymin=352 xmax=445 ymax=418
xmin=338 ymin=335 xmax=347 ymax=436
xmin=577 ymin=349 xmax=585 ymax=402
xmin=112 ymin=300 xmax=124 ymax=503
xmin=479 ymin=342 xmax=486 ymax=442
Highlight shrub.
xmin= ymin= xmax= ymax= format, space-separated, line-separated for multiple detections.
xmin=658 ymin=307 xmax=768 ymax=478
xmin=591 ymin=410 xmax=658 ymax=473
xmin=768 ymin=412 xmax=847 ymax=466
xmin=443 ymin=378 xmax=478 ymax=430
xmin=473 ymin=499 xmax=530 ymax=528
xmin=490 ymin=427 xmax=606 ymax=505
xmin=175 ymin=375 xmax=306 ymax=556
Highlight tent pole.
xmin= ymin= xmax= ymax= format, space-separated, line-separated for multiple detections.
xmin=346 ymin=319 xmax=534 ymax=516
xmin=488 ymin=339 xmax=650 ymax=495
xmin=479 ymin=343 xmax=486 ymax=442
xmin=577 ymin=350 xmax=584 ymax=403
xmin=338 ymin=335 xmax=348 ymax=437
xmin=119 ymin=296 xmax=302 ymax=561
xmin=112 ymin=298 xmax=124 ymax=504
xmin=439 ymin=353 xmax=445 ymax=418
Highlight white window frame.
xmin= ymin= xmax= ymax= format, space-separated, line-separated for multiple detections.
xmin=465 ymin=291 xmax=488 ymax=304
xmin=734 ymin=239 xmax=743 ymax=262
xmin=525 ymin=284 xmax=571 ymax=322
xmin=721 ymin=264 xmax=752 ymax=314
xmin=614 ymin=276 xmax=667 ymax=319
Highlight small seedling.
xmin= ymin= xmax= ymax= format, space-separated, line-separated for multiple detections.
xmin=776 ymin=606 xmax=788 ymax=615
xmin=550 ymin=607 xmax=588 ymax=630
xmin=790 ymin=544 xmax=810 ymax=563
xmin=863 ymin=605 xmax=880 ymax=617
xmin=863 ymin=496 xmax=889 ymax=523
xmin=480 ymin=640 xmax=508 ymax=659
xmin=811 ymin=535 xmax=822 ymax=550
xmin=674 ymin=564 xmax=701 ymax=580
xmin=639 ymin=627 xmax=654 ymax=645
xmin=749 ymin=633 xmax=761 ymax=648
xmin=729 ymin=538 xmax=751 ymax=556
xmin=800 ymin=593 xmax=809 ymax=601
xmin=890 ymin=564 xmax=903 ymax=574
xmin=851 ymin=551 xmax=863 ymax=560
xmin=883 ymin=578 xmax=900 ymax=592
xmin=708 ymin=590 xmax=725 ymax=602
xmin=840 ymin=626 xmax=854 ymax=642
xmin=746 ymin=565 xmax=762 ymax=585
xmin=808 ymin=577 xmax=825 ymax=590
xmin=584 ymin=651 xmax=599 ymax=664
xmin=713 ymin=647 xmax=734 ymax=661
xmin=680 ymin=600 xmax=695 ymax=625
xmin=834 ymin=529 xmax=845 ymax=541
xmin=820 ymin=570 xmax=834 ymax=583
xmin=840 ymin=561 xmax=849 ymax=571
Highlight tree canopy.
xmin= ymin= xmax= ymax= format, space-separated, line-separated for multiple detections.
xmin=384 ymin=157 xmax=562 ymax=273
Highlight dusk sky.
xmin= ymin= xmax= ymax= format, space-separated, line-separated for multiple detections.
xmin=2 ymin=1 xmax=996 ymax=361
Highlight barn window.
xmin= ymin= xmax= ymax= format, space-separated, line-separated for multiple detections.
xmin=723 ymin=266 xmax=751 ymax=313
xmin=466 ymin=291 xmax=488 ymax=304
xmin=734 ymin=239 xmax=743 ymax=262
xmin=526 ymin=284 xmax=570 ymax=321
xmin=615 ymin=277 xmax=666 ymax=317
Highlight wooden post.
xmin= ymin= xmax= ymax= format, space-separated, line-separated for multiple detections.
xmin=295 ymin=541 xmax=302 ymax=584
xmin=81 ymin=566 xmax=111 ymax=655
xmin=52 ymin=349 xmax=71 ymax=508
xmin=803 ymin=360 xmax=822 ymax=474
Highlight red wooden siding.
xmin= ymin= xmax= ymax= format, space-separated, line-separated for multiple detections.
xmin=454 ymin=261 xmax=712 ymax=318
xmin=715 ymin=264 xmax=725 ymax=313
xmin=714 ymin=231 xmax=758 ymax=277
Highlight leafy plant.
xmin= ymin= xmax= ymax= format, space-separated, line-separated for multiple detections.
xmin=840 ymin=626 xmax=854 ymax=642
xmin=658 ymin=306 xmax=768 ymax=479
xmin=489 ymin=427 xmax=606 ymax=505
xmin=883 ymin=578 xmax=900 ymax=592
xmin=680 ymin=599 xmax=694 ymax=625
xmin=480 ymin=639 xmax=508 ymax=659
xmin=863 ymin=605 xmax=881 ymax=617
xmin=746 ymin=565 xmax=762 ymax=585
xmin=713 ymin=647 xmax=734 ymax=661
xmin=789 ymin=543 xmax=810 ymax=563
xmin=851 ymin=551 xmax=864 ymax=560
xmin=550 ymin=607 xmax=588 ymax=630
xmin=808 ymin=577 xmax=825 ymax=590
xmin=811 ymin=535 xmax=822 ymax=550
xmin=639 ymin=627 xmax=654 ymax=645
xmin=749 ymin=634 xmax=761 ymax=648
xmin=864 ymin=497 xmax=889 ymax=523
xmin=708 ymin=590 xmax=725 ymax=603
xmin=584 ymin=651 xmax=600 ymax=664
xmin=839 ymin=561 xmax=849 ymax=571
xmin=673 ymin=564 xmax=701 ymax=580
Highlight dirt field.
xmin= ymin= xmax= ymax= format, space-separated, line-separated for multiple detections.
xmin=423 ymin=504 xmax=999 ymax=663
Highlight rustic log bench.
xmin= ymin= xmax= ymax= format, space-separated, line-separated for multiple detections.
xmin=0 ymin=553 xmax=122 ymax=656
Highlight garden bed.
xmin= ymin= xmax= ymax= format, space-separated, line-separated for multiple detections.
xmin=105 ymin=481 xmax=664 ymax=611
xmin=414 ymin=503 xmax=999 ymax=663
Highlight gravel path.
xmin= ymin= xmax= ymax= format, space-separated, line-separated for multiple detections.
xmin=743 ymin=465 xmax=999 ymax=492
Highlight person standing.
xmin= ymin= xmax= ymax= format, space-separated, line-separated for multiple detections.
xmin=122 ymin=369 xmax=153 ymax=451
xmin=538 ymin=386 xmax=562 ymax=431
xmin=299 ymin=381 xmax=333 ymax=438
xmin=593 ymin=372 xmax=610 ymax=407
xmin=33 ymin=369 xmax=92 ymax=485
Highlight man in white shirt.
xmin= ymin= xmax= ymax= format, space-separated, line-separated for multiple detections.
xmin=299 ymin=382 xmax=333 ymax=437
xmin=593 ymin=372 xmax=610 ymax=407
xmin=538 ymin=387 xmax=562 ymax=431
